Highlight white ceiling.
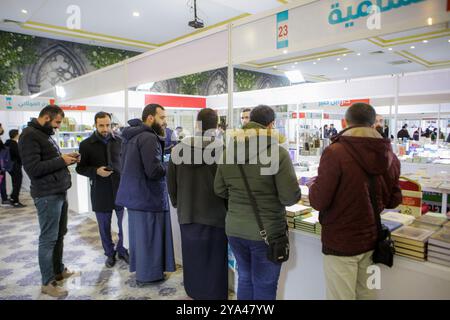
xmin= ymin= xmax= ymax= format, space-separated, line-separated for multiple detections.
xmin=0 ymin=0 xmax=287 ymax=51
xmin=239 ymin=24 xmax=450 ymax=83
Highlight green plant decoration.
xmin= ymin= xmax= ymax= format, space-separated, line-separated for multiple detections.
xmin=0 ymin=31 xmax=38 ymax=95
xmin=81 ymin=45 xmax=139 ymax=69
xmin=177 ymin=72 xmax=208 ymax=95
xmin=235 ymin=69 xmax=256 ymax=91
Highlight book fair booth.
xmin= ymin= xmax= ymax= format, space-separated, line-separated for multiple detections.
xmin=2 ymin=0 xmax=450 ymax=299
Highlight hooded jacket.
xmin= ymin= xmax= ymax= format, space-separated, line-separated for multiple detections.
xmin=214 ymin=121 xmax=301 ymax=241
xmin=167 ymin=135 xmax=227 ymax=228
xmin=115 ymin=119 xmax=168 ymax=212
xmin=19 ymin=119 xmax=71 ymax=198
xmin=309 ymin=126 xmax=402 ymax=256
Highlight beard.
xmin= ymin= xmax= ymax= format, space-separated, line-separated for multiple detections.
xmin=44 ymin=120 xmax=56 ymax=135
xmin=151 ymin=122 xmax=165 ymax=137
xmin=375 ymin=125 xmax=385 ymax=137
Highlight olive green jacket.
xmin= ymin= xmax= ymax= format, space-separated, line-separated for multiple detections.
xmin=214 ymin=121 xmax=301 ymax=241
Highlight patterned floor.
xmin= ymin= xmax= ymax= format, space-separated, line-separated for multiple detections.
xmin=0 ymin=193 xmax=190 ymax=300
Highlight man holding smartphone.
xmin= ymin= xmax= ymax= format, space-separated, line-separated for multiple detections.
xmin=76 ymin=112 xmax=129 ymax=268
xmin=19 ymin=105 xmax=79 ymax=298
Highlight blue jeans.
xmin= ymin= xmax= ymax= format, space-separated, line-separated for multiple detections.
xmin=95 ymin=207 xmax=127 ymax=257
xmin=34 ymin=194 xmax=68 ymax=285
xmin=228 ymin=236 xmax=282 ymax=300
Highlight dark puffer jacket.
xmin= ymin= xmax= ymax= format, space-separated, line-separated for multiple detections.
xmin=309 ymin=126 xmax=402 ymax=256
xmin=18 ymin=119 xmax=71 ymax=198
xmin=115 ymin=119 xmax=168 ymax=212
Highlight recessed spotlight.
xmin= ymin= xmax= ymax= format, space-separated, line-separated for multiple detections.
xmin=357 ymin=53 xmax=361 ymax=56
xmin=388 ymin=48 xmax=393 ymax=51
xmin=313 ymin=62 xmax=317 ymax=65
xmin=427 ymin=17 xmax=433 ymax=25
xmin=283 ymin=50 xmax=288 ymax=54
xmin=337 ymin=58 xmax=341 ymax=61
xmin=317 ymin=58 xmax=321 ymax=61
xmin=133 ymin=11 xmax=140 ymax=17
xmin=21 ymin=9 xmax=28 ymax=14
xmin=410 ymin=46 xmax=415 ymax=49
xmin=344 ymin=67 xmax=348 ymax=71
xmin=422 ymin=40 xmax=428 ymax=43
xmin=448 ymin=39 xmax=450 ymax=43
xmin=294 ymin=62 xmax=298 ymax=65
xmin=273 ymin=66 xmax=277 ymax=69
xmin=343 ymin=54 xmax=347 ymax=56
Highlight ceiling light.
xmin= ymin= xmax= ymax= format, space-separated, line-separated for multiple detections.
xmin=448 ymin=39 xmax=450 ymax=43
xmin=388 ymin=48 xmax=393 ymax=51
xmin=285 ymin=70 xmax=306 ymax=83
xmin=357 ymin=53 xmax=361 ymax=56
xmin=21 ymin=9 xmax=28 ymax=14
xmin=410 ymin=46 xmax=415 ymax=49
xmin=344 ymin=67 xmax=348 ymax=71
xmin=317 ymin=58 xmax=321 ymax=61
xmin=343 ymin=54 xmax=347 ymax=56
xmin=422 ymin=40 xmax=428 ymax=43
xmin=273 ymin=66 xmax=277 ymax=69
xmin=337 ymin=58 xmax=341 ymax=61
xmin=55 ymin=85 xmax=66 ymax=98
xmin=133 ymin=11 xmax=140 ymax=17
xmin=427 ymin=17 xmax=433 ymax=25
xmin=313 ymin=62 xmax=317 ymax=65
xmin=283 ymin=50 xmax=288 ymax=54
xmin=294 ymin=62 xmax=298 ymax=65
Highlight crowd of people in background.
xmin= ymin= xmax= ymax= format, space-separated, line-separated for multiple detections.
xmin=397 ymin=124 xmax=450 ymax=142
xmin=0 ymin=102 xmax=416 ymax=301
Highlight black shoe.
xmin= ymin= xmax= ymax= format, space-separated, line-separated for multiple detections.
xmin=105 ymin=255 xmax=116 ymax=268
xmin=12 ymin=202 xmax=26 ymax=208
xmin=118 ymin=251 xmax=129 ymax=264
xmin=1 ymin=200 xmax=12 ymax=207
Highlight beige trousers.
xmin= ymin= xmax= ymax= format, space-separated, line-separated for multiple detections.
xmin=323 ymin=250 xmax=376 ymax=300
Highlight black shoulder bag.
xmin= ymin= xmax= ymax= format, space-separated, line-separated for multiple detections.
xmin=238 ymin=164 xmax=290 ymax=263
xmin=368 ymin=175 xmax=395 ymax=267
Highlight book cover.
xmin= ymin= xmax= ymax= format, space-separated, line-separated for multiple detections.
xmin=381 ymin=211 xmax=415 ymax=226
xmin=286 ymin=204 xmax=312 ymax=217
xmin=395 ymin=247 xmax=426 ymax=258
xmin=410 ymin=221 xmax=442 ymax=232
xmin=396 ymin=252 xmax=426 ymax=262
xmin=428 ymin=244 xmax=450 ymax=255
xmin=415 ymin=215 xmax=447 ymax=227
xmin=427 ymin=256 xmax=450 ymax=267
xmin=381 ymin=219 xmax=403 ymax=232
xmin=427 ymin=251 xmax=450 ymax=262
xmin=428 ymin=228 xmax=450 ymax=249
xmin=393 ymin=237 xmax=426 ymax=248
xmin=395 ymin=242 xmax=426 ymax=253
xmin=391 ymin=226 xmax=434 ymax=242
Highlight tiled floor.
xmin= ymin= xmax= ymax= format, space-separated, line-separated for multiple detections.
xmin=0 ymin=193 xmax=190 ymax=300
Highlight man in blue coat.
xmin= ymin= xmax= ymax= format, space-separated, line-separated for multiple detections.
xmin=116 ymin=104 xmax=175 ymax=286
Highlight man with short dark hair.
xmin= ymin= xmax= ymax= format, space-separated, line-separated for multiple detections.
xmin=215 ymin=104 xmax=301 ymax=300
xmin=5 ymin=129 xmax=25 ymax=207
xmin=329 ymin=123 xmax=338 ymax=137
xmin=19 ymin=105 xmax=80 ymax=298
xmin=76 ymin=112 xmax=129 ymax=268
xmin=240 ymin=108 xmax=251 ymax=127
xmin=116 ymin=104 xmax=175 ymax=286
xmin=397 ymin=124 xmax=411 ymax=140
xmin=308 ymin=102 xmax=402 ymax=300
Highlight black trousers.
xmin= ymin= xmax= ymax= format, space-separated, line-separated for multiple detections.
xmin=9 ymin=163 xmax=23 ymax=203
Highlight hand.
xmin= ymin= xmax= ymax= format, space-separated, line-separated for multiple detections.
xmin=62 ymin=154 xmax=78 ymax=166
xmin=69 ymin=152 xmax=81 ymax=163
xmin=97 ymin=166 xmax=113 ymax=177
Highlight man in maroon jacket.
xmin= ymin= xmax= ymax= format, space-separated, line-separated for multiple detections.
xmin=308 ymin=103 xmax=402 ymax=300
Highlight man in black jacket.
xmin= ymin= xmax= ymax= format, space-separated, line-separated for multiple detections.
xmin=19 ymin=105 xmax=79 ymax=298
xmin=5 ymin=129 xmax=25 ymax=207
xmin=76 ymin=112 xmax=129 ymax=268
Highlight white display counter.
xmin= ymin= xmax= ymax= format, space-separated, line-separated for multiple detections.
xmin=279 ymin=229 xmax=450 ymax=300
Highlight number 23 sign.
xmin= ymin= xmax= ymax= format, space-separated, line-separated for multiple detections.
xmin=277 ymin=10 xmax=288 ymax=49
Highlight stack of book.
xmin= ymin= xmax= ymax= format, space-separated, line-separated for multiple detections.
xmin=381 ymin=211 xmax=415 ymax=226
xmin=391 ymin=226 xmax=434 ymax=261
xmin=294 ymin=212 xmax=319 ymax=234
xmin=427 ymin=228 xmax=450 ymax=267
xmin=286 ymin=204 xmax=313 ymax=229
xmin=410 ymin=214 xmax=447 ymax=232
xmin=315 ymin=222 xmax=322 ymax=235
